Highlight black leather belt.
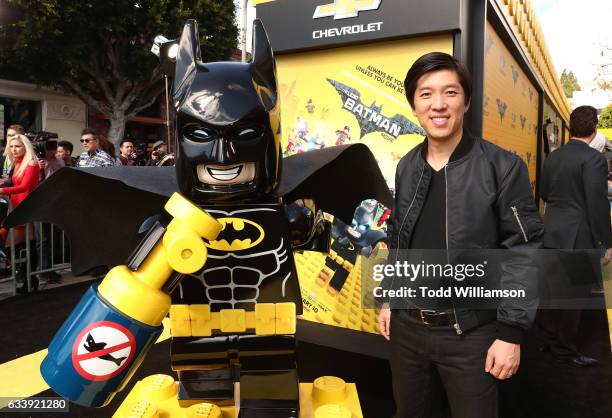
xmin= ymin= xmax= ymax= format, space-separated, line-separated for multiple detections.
xmin=407 ymin=309 xmax=456 ymax=327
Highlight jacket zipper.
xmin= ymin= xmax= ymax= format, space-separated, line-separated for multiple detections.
xmin=445 ymin=165 xmax=462 ymax=335
xmin=511 ymin=206 xmax=529 ymax=243
xmin=396 ymin=164 xmax=425 ymax=251
xmin=389 ymin=164 xmax=425 ymax=297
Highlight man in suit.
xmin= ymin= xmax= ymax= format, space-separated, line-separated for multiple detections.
xmin=540 ymin=105 xmax=612 ymax=366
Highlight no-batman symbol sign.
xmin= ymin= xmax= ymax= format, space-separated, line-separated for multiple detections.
xmin=71 ymin=321 xmax=136 ymax=381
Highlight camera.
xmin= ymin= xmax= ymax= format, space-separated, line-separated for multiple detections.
xmin=25 ymin=131 xmax=59 ymax=159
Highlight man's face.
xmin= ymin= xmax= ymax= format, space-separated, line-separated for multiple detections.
xmin=156 ymin=144 xmax=167 ymax=154
xmin=81 ymin=134 xmax=98 ymax=152
xmin=56 ymin=146 xmax=71 ymax=161
xmin=411 ymin=69 xmax=469 ymax=142
xmin=120 ymin=141 xmax=134 ymax=157
xmin=6 ymin=128 xmax=17 ymax=140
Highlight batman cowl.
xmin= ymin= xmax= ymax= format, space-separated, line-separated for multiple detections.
xmin=173 ymin=20 xmax=281 ymax=204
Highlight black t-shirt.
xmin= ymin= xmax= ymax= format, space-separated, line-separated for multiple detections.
xmin=410 ymin=166 xmax=446 ymax=249
xmin=409 ymin=133 xmax=474 ymax=250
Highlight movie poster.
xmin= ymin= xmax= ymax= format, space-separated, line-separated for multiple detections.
xmin=275 ymin=35 xmax=454 ymax=335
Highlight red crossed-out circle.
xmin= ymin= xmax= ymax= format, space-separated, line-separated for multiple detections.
xmin=71 ymin=321 xmax=136 ymax=381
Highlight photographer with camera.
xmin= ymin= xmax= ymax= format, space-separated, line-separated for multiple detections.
xmin=147 ymin=140 xmax=167 ymax=166
xmin=37 ymin=138 xmax=65 ymax=180
xmin=118 ymin=138 xmax=137 ymax=166
xmin=28 ymin=132 xmax=65 ymax=284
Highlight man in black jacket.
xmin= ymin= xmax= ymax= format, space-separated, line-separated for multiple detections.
xmin=539 ymin=105 xmax=612 ymax=366
xmin=377 ymin=52 xmax=543 ymax=418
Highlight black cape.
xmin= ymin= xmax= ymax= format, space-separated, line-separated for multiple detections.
xmin=5 ymin=144 xmax=392 ymax=275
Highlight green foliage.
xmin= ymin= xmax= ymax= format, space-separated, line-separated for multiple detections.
xmin=1 ymin=0 xmax=237 ymax=84
xmin=599 ymin=104 xmax=612 ymax=129
xmin=560 ymin=69 xmax=581 ymax=98
xmin=0 ymin=0 xmax=238 ymax=143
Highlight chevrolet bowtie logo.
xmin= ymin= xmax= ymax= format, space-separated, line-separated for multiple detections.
xmin=313 ymin=0 xmax=382 ymax=20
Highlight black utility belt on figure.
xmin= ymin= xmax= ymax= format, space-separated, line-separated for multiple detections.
xmin=407 ymin=309 xmax=457 ymax=327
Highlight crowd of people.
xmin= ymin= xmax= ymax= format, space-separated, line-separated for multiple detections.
xmin=0 ymin=125 xmax=174 ymax=293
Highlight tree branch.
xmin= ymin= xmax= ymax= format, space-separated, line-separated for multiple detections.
xmin=126 ymin=84 xmax=166 ymax=118
xmin=81 ymin=54 xmax=117 ymax=107
xmin=120 ymin=66 xmax=162 ymax=112
xmin=61 ymin=77 xmax=110 ymax=115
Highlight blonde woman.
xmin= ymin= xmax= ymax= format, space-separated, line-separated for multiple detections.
xmin=0 ymin=134 xmax=40 ymax=292
xmin=0 ymin=134 xmax=40 ymax=244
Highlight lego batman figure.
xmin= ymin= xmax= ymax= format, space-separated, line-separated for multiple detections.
xmin=5 ymin=20 xmax=392 ymax=417
xmin=167 ymin=21 xmax=323 ymax=415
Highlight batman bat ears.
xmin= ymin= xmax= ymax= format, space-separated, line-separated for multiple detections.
xmin=250 ymin=19 xmax=277 ymax=106
xmin=173 ymin=19 xmax=203 ymax=104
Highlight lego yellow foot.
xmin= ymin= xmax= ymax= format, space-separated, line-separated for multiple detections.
xmin=115 ymin=374 xmax=363 ymax=417
xmin=113 ymin=374 xmax=235 ymax=418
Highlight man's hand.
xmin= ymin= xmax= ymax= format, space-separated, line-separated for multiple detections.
xmin=38 ymin=159 xmax=46 ymax=170
xmin=485 ymin=339 xmax=520 ymax=380
xmin=602 ymin=248 xmax=612 ymax=266
xmin=378 ymin=304 xmax=391 ymax=340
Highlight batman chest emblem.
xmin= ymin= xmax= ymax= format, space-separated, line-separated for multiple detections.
xmin=206 ymin=217 xmax=265 ymax=251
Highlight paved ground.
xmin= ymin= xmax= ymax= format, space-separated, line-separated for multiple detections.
xmin=0 ymin=269 xmax=95 ymax=301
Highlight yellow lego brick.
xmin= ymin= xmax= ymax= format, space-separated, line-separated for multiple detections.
xmin=220 ymin=309 xmax=246 ymax=333
xmin=190 ymin=305 xmax=212 ymax=337
xmin=115 ymin=374 xmax=362 ymax=418
xmin=329 ymin=249 xmax=337 ymax=260
xmin=300 ymin=376 xmax=363 ymax=418
xmin=342 ymin=261 xmax=353 ymax=271
xmin=255 ymin=303 xmax=276 ymax=335
xmin=313 ymin=376 xmax=346 ymax=404
xmin=169 ymin=305 xmax=191 ymax=337
xmin=276 ymin=303 xmax=296 ymax=334
xmin=315 ymin=404 xmax=352 ymax=418
xmin=186 ymin=402 xmax=222 ymax=418
xmin=115 ymin=399 xmax=158 ymax=418
xmin=113 ymin=374 xmax=236 ymax=418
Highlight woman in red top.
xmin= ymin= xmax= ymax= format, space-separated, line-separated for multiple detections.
xmin=0 ymin=134 xmax=40 ymax=245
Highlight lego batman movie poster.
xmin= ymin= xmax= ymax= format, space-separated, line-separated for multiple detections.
xmin=275 ymin=35 xmax=453 ymax=335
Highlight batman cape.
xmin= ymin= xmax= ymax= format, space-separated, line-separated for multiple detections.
xmin=4 ymin=143 xmax=392 ymax=276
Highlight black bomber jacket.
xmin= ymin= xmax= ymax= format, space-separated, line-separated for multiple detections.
xmin=385 ymin=130 xmax=544 ymax=344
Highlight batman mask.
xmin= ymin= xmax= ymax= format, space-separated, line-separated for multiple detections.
xmin=173 ymin=19 xmax=281 ymax=204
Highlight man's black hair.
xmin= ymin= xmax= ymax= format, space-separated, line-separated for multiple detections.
xmin=404 ymin=52 xmax=472 ymax=108
xmin=81 ymin=127 xmax=99 ymax=138
xmin=569 ymin=105 xmax=598 ymax=138
xmin=119 ymin=138 xmax=134 ymax=148
xmin=58 ymin=140 xmax=73 ymax=153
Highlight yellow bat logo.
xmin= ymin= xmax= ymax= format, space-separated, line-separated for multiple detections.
xmin=313 ymin=0 xmax=382 ymax=20
xmin=206 ymin=217 xmax=265 ymax=251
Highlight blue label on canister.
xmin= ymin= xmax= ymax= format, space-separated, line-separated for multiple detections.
xmin=41 ymin=284 xmax=163 ymax=407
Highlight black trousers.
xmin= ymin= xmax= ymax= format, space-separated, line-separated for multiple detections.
xmin=390 ymin=309 xmax=498 ymax=418
xmin=537 ymin=309 xmax=581 ymax=357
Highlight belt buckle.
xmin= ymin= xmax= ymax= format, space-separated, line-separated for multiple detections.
xmin=419 ymin=309 xmax=437 ymax=325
